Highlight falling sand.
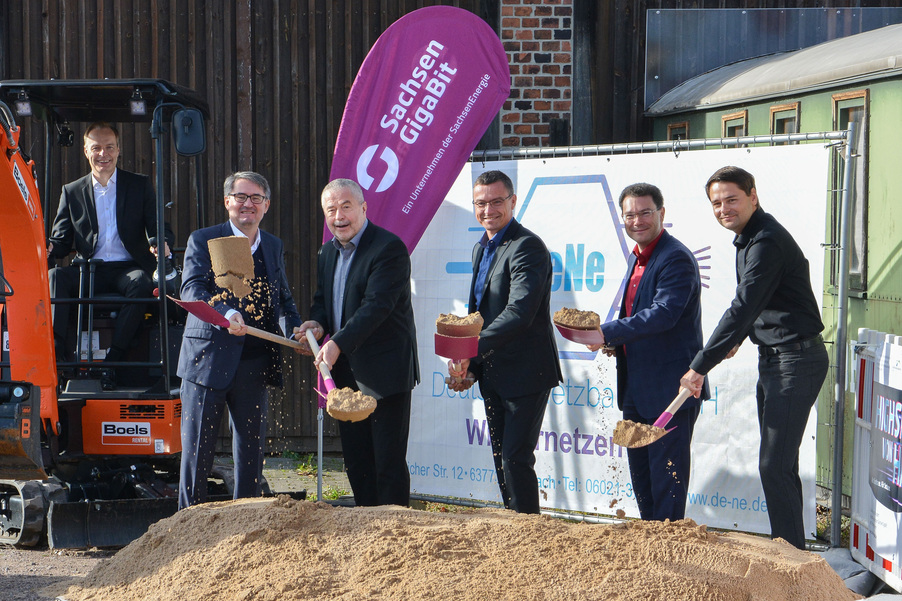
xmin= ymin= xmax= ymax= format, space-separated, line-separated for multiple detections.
xmin=56 ymin=497 xmax=861 ymax=601
xmin=209 ymin=236 xmax=254 ymax=298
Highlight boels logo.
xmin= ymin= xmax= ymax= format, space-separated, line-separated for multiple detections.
xmin=102 ymin=422 xmax=152 ymax=446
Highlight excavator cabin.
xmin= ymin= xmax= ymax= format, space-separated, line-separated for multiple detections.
xmin=0 ymin=79 xmax=207 ymax=548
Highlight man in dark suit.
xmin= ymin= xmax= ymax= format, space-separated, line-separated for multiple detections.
xmin=587 ymin=183 xmax=708 ymax=521
xmin=448 ymin=170 xmax=562 ymax=514
xmin=177 ymin=171 xmax=301 ymax=509
xmin=296 ymin=178 xmax=419 ymax=507
xmin=48 ymin=122 xmax=173 ymax=387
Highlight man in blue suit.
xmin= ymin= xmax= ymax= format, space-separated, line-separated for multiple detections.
xmin=177 ymin=171 xmax=301 ymax=509
xmin=589 ymin=183 xmax=708 ymax=521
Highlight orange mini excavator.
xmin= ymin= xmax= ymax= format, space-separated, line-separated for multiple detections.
xmin=0 ymin=80 xmax=208 ymax=548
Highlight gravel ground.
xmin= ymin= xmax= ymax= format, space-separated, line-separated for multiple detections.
xmin=0 ymin=455 xmax=348 ymax=600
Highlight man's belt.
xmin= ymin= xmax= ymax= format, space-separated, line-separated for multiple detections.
xmin=758 ymin=334 xmax=824 ymax=357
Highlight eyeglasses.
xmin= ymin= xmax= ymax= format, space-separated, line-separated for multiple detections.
xmin=473 ymin=193 xmax=513 ymax=210
xmin=229 ymin=193 xmax=268 ymax=205
xmin=622 ymin=208 xmax=660 ymax=222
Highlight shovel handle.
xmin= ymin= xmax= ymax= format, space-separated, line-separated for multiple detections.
xmin=305 ymin=329 xmax=336 ymax=392
xmin=245 ymin=325 xmax=304 ymax=350
xmin=652 ymin=387 xmax=693 ymax=429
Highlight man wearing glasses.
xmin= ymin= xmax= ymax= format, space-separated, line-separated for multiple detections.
xmin=585 ymin=182 xmax=707 ymax=522
xmin=177 ymin=171 xmax=301 ymax=509
xmin=448 ymin=169 xmax=561 ymax=514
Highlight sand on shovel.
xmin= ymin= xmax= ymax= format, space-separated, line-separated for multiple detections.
xmin=553 ymin=307 xmax=601 ymax=329
xmin=56 ymin=497 xmax=862 ymax=601
xmin=613 ymin=419 xmax=667 ymax=448
xmin=325 ymin=387 xmax=377 ymax=422
xmin=208 ymin=236 xmax=254 ymax=298
xmin=436 ymin=311 xmax=484 ymax=337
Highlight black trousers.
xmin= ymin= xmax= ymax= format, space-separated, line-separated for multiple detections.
xmin=756 ymin=342 xmax=829 ymax=549
xmin=481 ymin=386 xmax=551 ymax=514
xmin=338 ymin=390 xmax=411 ymax=507
xmin=624 ymin=402 xmax=699 ymax=521
xmin=49 ymin=260 xmax=152 ymax=361
xmin=179 ymin=354 xmax=269 ymax=509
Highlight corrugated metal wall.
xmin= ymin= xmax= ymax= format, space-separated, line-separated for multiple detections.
xmin=574 ymin=0 xmax=902 ymax=144
xmin=0 ymin=0 xmax=482 ymax=452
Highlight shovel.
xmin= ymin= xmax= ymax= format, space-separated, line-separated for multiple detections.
xmin=613 ymin=387 xmax=693 ymax=448
xmin=304 ymin=329 xmax=333 ymax=503
xmin=652 ymin=387 xmax=693 ymax=429
xmin=168 ymin=296 xmax=304 ymax=351
xmin=304 ymin=329 xmax=337 ymax=393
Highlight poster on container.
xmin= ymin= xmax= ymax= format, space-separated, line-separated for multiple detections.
xmin=408 ymin=143 xmax=829 ymax=537
xmin=851 ymin=334 xmax=902 ymax=591
xmin=327 ymin=6 xmax=510 ymax=252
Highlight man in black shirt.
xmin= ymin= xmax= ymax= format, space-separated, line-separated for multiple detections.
xmin=681 ymin=165 xmax=828 ymax=549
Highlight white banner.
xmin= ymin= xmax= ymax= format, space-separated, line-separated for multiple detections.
xmin=851 ymin=332 xmax=902 ymax=591
xmin=407 ymin=144 xmax=829 ymax=536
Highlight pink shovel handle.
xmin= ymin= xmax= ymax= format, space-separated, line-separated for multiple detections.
xmin=305 ymin=329 xmax=336 ymax=392
xmin=652 ymin=387 xmax=693 ymax=429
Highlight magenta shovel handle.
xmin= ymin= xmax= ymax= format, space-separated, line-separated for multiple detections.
xmin=652 ymin=388 xmax=693 ymax=429
xmin=305 ymin=329 xmax=336 ymax=392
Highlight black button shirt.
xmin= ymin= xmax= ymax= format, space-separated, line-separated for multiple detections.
xmin=690 ymin=209 xmax=824 ymax=375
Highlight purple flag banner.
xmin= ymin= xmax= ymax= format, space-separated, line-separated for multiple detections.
xmin=328 ymin=6 xmax=510 ymax=252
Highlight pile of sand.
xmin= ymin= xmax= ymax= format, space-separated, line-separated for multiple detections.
xmin=57 ymin=497 xmax=860 ymax=601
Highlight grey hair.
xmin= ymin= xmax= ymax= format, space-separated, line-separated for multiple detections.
xmin=322 ymin=178 xmax=365 ymax=204
xmin=223 ymin=171 xmax=271 ymax=199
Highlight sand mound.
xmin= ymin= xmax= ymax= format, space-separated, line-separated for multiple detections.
xmin=58 ymin=497 xmax=859 ymax=601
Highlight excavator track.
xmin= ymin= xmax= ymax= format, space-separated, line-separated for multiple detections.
xmin=0 ymin=479 xmax=62 ymax=547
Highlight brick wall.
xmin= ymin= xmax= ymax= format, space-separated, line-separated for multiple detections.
xmin=500 ymin=0 xmax=573 ymax=148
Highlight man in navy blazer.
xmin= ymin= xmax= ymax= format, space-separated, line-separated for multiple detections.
xmin=297 ymin=178 xmax=419 ymax=507
xmin=590 ymin=182 xmax=708 ymax=521
xmin=177 ymin=171 xmax=301 ymax=509
xmin=48 ymin=122 xmax=174 ymax=384
xmin=449 ymin=170 xmax=562 ymax=514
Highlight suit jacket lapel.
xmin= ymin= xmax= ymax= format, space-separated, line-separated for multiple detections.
xmin=620 ymin=252 xmax=638 ymax=318
xmin=473 ymin=220 xmax=518 ymax=306
xmin=628 ymin=231 xmax=670 ymax=313
xmin=115 ymin=171 xmax=128 ymax=239
xmin=81 ymin=175 xmax=99 ymax=244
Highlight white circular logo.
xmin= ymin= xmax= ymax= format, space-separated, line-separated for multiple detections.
xmin=356 ymin=145 xmax=399 ymax=193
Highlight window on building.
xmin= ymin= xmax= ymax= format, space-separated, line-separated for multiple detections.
xmin=770 ymin=103 xmax=799 ymax=143
xmin=721 ymin=111 xmax=747 ymax=139
xmin=831 ymin=90 xmax=868 ymax=292
xmin=667 ymin=121 xmax=689 ymax=141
